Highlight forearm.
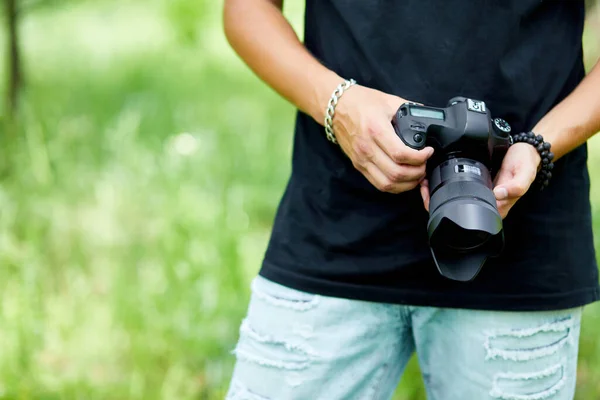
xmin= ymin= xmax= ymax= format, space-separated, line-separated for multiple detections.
xmin=533 ymin=60 xmax=600 ymax=160
xmin=223 ymin=0 xmax=342 ymax=123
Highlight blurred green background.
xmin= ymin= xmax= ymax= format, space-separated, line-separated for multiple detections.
xmin=0 ymin=1 xmax=599 ymax=399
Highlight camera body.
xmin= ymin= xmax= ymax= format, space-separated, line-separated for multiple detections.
xmin=392 ymin=97 xmax=512 ymax=171
xmin=392 ymin=97 xmax=513 ymax=281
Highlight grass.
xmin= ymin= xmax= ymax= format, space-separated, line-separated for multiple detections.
xmin=0 ymin=1 xmax=598 ymax=399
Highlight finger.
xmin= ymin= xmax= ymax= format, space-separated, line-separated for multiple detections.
xmin=493 ymin=186 xmax=509 ymax=201
xmin=492 ymin=166 xmax=512 ymax=187
xmin=372 ymin=123 xmax=434 ymax=166
xmin=496 ymin=199 xmax=516 ymax=219
xmin=494 ymin=155 xmax=537 ymax=200
xmin=494 ymin=169 xmax=534 ymax=200
xmin=420 ymin=179 xmax=430 ymax=212
xmin=495 ymin=200 xmax=506 ymax=218
xmin=371 ymin=145 xmax=427 ymax=183
xmin=365 ymin=162 xmax=420 ymax=194
xmin=493 ymin=167 xmax=514 ymax=200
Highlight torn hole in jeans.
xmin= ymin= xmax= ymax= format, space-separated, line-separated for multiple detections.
xmin=227 ymin=381 xmax=272 ymax=400
xmin=490 ymin=363 xmax=565 ymax=400
xmin=232 ymin=319 xmax=317 ymax=371
xmin=484 ymin=317 xmax=573 ymax=361
xmin=251 ymin=279 xmax=319 ymax=311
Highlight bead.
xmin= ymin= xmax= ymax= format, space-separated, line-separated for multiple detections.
xmin=542 ymin=158 xmax=549 ymax=165
xmin=547 ymin=152 xmax=554 ymax=160
xmin=543 ymin=142 xmax=551 ymax=150
xmin=526 ymin=131 xmax=534 ymax=138
xmin=541 ymin=151 xmax=548 ymax=158
xmin=537 ymin=144 xmax=545 ymax=152
xmin=546 ymin=172 xmax=552 ymax=180
xmin=536 ymin=135 xmax=543 ymax=142
xmin=543 ymin=179 xmax=550 ymax=187
xmin=547 ymin=162 xmax=554 ymax=170
xmin=527 ymin=138 xmax=535 ymax=144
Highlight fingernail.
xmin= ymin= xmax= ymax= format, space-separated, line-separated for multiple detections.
xmin=494 ymin=187 xmax=508 ymax=200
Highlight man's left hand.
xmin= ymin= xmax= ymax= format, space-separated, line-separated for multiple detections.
xmin=419 ymin=142 xmax=540 ymax=218
xmin=491 ymin=142 xmax=540 ymax=218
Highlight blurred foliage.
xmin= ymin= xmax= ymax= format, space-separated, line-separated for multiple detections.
xmin=0 ymin=1 xmax=597 ymax=399
xmin=164 ymin=0 xmax=209 ymax=45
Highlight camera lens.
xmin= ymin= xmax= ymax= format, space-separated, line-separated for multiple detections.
xmin=426 ymin=157 xmax=504 ymax=281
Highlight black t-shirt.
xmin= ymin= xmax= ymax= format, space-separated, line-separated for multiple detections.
xmin=259 ymin=0 xmax=600 ymax=311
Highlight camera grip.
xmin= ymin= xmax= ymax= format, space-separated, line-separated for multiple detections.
xmin=391 ymin=111 xmax=428 ymax=150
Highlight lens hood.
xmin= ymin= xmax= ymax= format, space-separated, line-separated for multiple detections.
xmin=428 ymin=200 xmax=504 ymax=281
xmin=427 ymin=158 xmax=504 ymax=281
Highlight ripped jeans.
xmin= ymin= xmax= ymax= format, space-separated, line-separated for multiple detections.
xmin=226 ymin=276 xmax=582 ymax=400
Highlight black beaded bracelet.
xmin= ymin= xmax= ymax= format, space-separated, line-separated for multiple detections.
xmin=510 ymin=131 xmax=554 ymax=190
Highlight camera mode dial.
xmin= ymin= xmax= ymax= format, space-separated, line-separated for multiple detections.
xmin=493 ymin=118 xmax=511 ymax=133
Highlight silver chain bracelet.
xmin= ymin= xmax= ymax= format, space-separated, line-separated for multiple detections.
xmin=324 ymin=78 xmax=357 ymax=144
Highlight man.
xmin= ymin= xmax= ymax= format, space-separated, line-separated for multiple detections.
xmin=223 ymin=0 xmax=600 ymax=399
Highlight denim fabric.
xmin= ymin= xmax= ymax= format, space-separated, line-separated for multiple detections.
xmin=226 ymin=276 xmax=582 ymax=400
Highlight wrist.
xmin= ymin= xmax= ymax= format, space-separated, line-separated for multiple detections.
xmin=531 ymin=120 xmax=577 ymax=162
xmin=511 ymin=131 xmax=555 ymax=190
xmin=527 ymin=143 xmax=542 ymax=171
xmin=308 ymin=70 xmax=346 ymax=123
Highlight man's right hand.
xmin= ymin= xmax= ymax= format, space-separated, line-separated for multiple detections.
xmin=331 ymin=85 xmax=434 ymax=194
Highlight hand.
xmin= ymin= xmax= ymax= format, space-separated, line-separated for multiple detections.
xmin=332 ymin=85 xmax=434 ymax=193
xmin=492 ymin=142 xmax=541 ymax=218
xmin=419 ymin=143 xmax=541 ymax=218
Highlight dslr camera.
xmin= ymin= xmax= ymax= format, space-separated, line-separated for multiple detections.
xmin=392 ymin=97 xmax=513 ymax=282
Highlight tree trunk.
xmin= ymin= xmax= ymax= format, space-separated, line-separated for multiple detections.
xmin=5 ymin=0 xmax=23 ymax=118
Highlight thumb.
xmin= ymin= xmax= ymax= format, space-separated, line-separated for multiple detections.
xmin=494 ymin=171 xmax=531 ymax=200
